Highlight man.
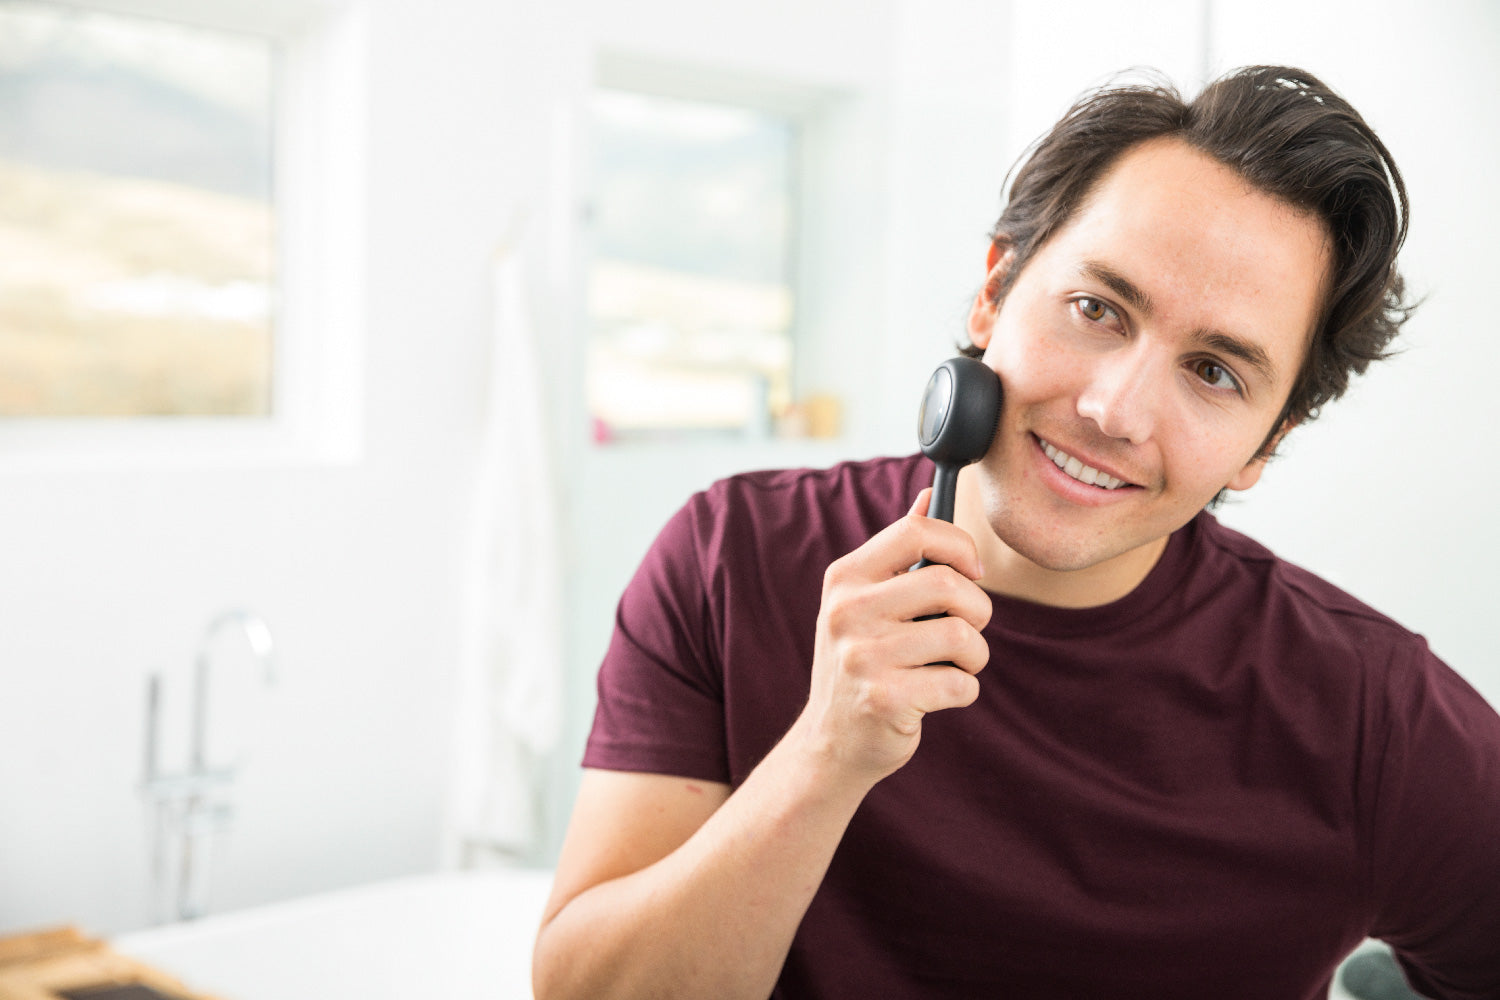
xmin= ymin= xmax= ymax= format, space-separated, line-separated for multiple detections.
xmin=532 ymin=66 xmax=1500 ymax=999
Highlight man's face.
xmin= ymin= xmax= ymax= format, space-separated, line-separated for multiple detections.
xmin=965 ymin=137 xmax=1331 ymax=578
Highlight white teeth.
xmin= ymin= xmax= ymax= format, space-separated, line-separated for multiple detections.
xmin=1041 ymin=440 xmax=1126 ymax=490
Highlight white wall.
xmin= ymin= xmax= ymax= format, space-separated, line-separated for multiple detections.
xmin=0 ymin=0 xmax=1495 ymax=939
xmin=0 ymin=0 xmax=499 ymax=934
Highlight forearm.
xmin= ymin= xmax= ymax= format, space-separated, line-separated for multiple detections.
xmin=533 ymin=723 xmax=871 ymax=1000
xmin=535 ymin=495 xmax=992 ymax=999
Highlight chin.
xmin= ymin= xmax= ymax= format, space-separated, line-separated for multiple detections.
xmin=1006 ymin=534 xmax=1113 ymax=574
xmin=982 ymin=503 xmax=1116 ymax=574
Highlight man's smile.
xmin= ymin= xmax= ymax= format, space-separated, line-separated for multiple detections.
xmin=1036 ymin=436 xmax=1131 ymax=490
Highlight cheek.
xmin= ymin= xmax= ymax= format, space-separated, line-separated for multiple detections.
xmin=985 ymin=321 xmax=1077 ymax=405
xmin=1169 ymin=423 xmax=1261 ymax=493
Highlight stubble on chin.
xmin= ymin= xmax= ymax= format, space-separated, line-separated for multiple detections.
xmin=975 ymin=469 xmax=1105 ymax=575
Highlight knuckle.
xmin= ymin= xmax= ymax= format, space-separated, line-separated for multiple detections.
xmin=823 ymin=598 xmax=855 ymax=635
xmin=948 ymin=671 xmax=981 ymax=707
xmin=823 ymin=587 xmax=876 ymax=637
xmin=939 ymin=614 xmax=972 ymax=647
xmin=918 ymin=567 xmax=973 ymax=615
xmin=936 ymin=567 xmax=970 ymax=603
xmin=822 ymin=555 xmax=854 ymax=591
xmin=891 ymin=514 xmax=927 ymax=551
xmin=962 ymin=633 xmax=992 ymax=673
xmin=857 ymin=679 xmax=900 ymax=720
xmin=943 ymin=574 xmax=990 ymax=627
xmin=840 ymin=637 xmax=880 ymax=677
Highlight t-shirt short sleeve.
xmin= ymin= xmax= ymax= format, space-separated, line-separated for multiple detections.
xmin=1367 ymin=639 xmax=1500 ymax=998
xmin=583 ymin=496 xmax=731 ymax=783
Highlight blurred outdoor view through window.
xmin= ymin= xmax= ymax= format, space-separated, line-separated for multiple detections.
xmin=0 ymin=1 xmax=274 ymax=417
xmin=586 ymin=87 xmax=798 ymax=441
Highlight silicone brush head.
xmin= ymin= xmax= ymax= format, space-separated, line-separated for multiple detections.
xmin=912 ymin=355 xmax=1003 ymax=561
xmin=918 ymin=356 xmax=1002 ymax=467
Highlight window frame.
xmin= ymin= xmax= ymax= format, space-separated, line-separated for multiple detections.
xmin=583 ymin=52 xmax=855 ymax=446
xmin=0 ymin=0 xmax=366 ymax=467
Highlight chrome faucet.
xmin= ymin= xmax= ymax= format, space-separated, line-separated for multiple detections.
xmin=191 ymin=610 xmax=276 ymax=772
xmin=142 ymin=609 xmax=277 ymax=923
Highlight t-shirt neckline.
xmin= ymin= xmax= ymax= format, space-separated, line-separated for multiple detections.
xmin=981 ymin=511 xmax=1204 ymax=638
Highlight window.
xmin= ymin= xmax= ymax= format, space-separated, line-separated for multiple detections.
xmin=585 ymin=86 xmax=800 ymax=442
xmin=0 ymin=1 xmax=275 ymax=417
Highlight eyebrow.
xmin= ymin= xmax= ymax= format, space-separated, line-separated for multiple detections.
xmin=1080 ymin=260 xmax=1155 ymax=316
xmin=1077 ymin=258 xmax=1280 ymax=387
xmin=1197 ymin=331 xmax=1278 ymax=387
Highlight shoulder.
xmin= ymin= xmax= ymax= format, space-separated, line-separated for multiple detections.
xmin=1186 ymin=515 xmax=1500 ymax=764
xmin=1187 ymin=512 xmax=1419 ymax=654
xmin=1173 ymin=512 xmax=1467 ymax=735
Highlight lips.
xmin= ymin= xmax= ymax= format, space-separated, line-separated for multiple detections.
xmin=1037 ymin=438 xmax=1130 ymax=490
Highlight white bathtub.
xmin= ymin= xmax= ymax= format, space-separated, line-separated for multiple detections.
xmin=113 ymin=868 xmax=554 ymax=1000
xmin=114 ymin=869 xmax=1382 ymax=1000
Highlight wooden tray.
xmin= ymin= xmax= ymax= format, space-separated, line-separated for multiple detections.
xmin=0 ymin=927 xmax=222 ymax=1000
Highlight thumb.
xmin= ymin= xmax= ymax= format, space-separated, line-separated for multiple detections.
xmin=909 ymin=487 xmax=933 ymax=518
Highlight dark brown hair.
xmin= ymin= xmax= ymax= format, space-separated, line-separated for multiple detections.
xmin=966 ymin=65 xmax=1414 ymax=455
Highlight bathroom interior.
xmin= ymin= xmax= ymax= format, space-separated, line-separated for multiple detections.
xmin=0 ymin=0 xmax=1496 ymax=997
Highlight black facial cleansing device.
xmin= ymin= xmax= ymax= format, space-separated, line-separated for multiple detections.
xmin=914 ymin=357 xmax=1002 ymax=570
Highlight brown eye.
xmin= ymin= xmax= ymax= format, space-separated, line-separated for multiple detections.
xmin=1078 ymin=297 xmax=1108 ymax=321
xmin=1193 ymin=359 xmax=1240 ymax=392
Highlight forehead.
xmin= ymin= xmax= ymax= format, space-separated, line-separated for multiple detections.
xmin=1038 ymin=137 xmax=1332 ymax=385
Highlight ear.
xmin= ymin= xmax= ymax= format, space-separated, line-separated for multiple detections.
xmin=967 ymin=242 xmax=1015 ymax=352
xmin=1225 ymin=456 xmax=1268 ymax=493
xmin=1225 ymin=418 xmax=1298 ymax=493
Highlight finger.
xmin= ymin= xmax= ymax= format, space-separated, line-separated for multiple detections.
xmin=891 ymin=565 xmax=993 ymax=631
xmin=903 ymin=515 xmax=984 ymax=581
xmin=822 ymin=557 xmax=988 ymax=644
xmin=908 ymin=487 xmax=933 ymax=518
xmin=902 ymin=614 xmax=991 ymax=676
xmin=841 ymin=610 xmax=988 ymax=678
xmin=837 ymin=512 xmax=983 ymax=584
xmin=891 ymin=662 xmax=983 ymax=717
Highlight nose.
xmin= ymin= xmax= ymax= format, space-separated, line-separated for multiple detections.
xmin=1075 ymin=346 xmax=1160 ymax=445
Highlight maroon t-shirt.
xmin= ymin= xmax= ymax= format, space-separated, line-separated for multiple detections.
xmin=585 ymin=454 xmax=1500 ymax=999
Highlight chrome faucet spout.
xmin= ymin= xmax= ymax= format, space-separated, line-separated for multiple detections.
xmin=143 ymin=608 xmax=277 ymax=923
xmin=190 ymin=609 xmax=277 ymax=773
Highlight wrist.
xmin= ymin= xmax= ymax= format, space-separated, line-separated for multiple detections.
xmin=776 ymin=711 xmax=889 ymax=805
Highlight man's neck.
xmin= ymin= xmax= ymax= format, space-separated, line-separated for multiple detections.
xmin=952 ymin=467 xmax=1169 ymax=609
